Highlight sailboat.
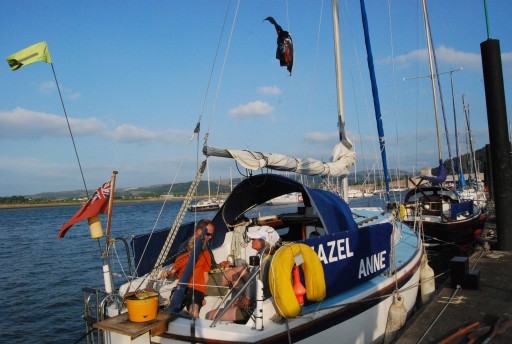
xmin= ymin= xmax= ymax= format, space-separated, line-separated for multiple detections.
xmin=187 ymin=197 xmax=221 ymax=212
xmin=458 ymin=96 xmax=487 ymax=210
xmin=266 ymin=191 xmax=303 ymax=205
xmin=86 ymin=2 xmax=423 ymax=343
xmin=401 ymin=0 xmax=483 ymax=246
xmin=188 ymin=164 xmax=222 ymax=212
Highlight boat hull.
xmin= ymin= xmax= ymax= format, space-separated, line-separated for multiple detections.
xmin=405 ymin=212 xmax=483 ymax=245
xmin=402 ymin=185 xmax=485 ymax=245
xmin=155 ymin=245 xmax=421 ymax=344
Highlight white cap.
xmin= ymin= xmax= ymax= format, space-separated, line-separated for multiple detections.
xmin=247 ymin=226 xmax=280 ymax=246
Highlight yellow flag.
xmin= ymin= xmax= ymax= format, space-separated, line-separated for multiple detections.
xmin=6 ymin=41 xmax=52 ymax=71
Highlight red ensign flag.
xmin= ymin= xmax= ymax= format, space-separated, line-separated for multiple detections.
xmin=58 ymin=180 xmax=111 ymax=239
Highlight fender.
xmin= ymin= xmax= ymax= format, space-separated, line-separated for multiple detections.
xmin=269 ymin=243 xmax=326 ymax=318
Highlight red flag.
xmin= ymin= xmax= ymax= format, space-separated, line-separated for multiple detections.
xmin=58 ymin=180 xmax=112 ymax=239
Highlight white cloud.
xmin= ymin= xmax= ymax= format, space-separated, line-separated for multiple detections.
xmin=391 ymin=46 xmax=482 ymax=71
xmin=435 ymin=46 xmax=481 ymax=69
xmin=0 ymin=107 xmax=188 ymax=144
xmin=304 ymin=131 xmax=338 ymax=143
xmin=107 ymin=124 xmax=189 ymax=144
xmin=257 ymin=86 xmax=281 ymax=95
xmin=501 ymin=51 xmax=512 ymax=77
xmin=0 ymin=107 xmax=105 ymax=138
xmin=228 ymin=100 xmax=275 ymax=118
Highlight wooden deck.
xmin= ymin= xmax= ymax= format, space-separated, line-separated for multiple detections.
xmin=93 ymin=311 xmax=173 ymax=338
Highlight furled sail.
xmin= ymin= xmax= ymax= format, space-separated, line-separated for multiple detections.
xmin=203 ymin=142 xmax=355 ymax=177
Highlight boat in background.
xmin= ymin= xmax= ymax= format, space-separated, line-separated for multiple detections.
xmin=347 ymin=188 xmax=364 ymax=198
xmin=188 ymin=198 xmax=222 ymax=212
xmin=401 ymin=0 xmax=484 ymax=247
xmin=460 ymin=183 xmax=487 ymax=210
xmin=402 ymin=183 xmax=483 ymax=245
xmin=266 ymin=192 xmax=303 ymax=205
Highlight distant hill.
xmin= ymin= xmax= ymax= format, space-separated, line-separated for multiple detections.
xmin=26 ymin=171 xmax=412 ymax=201
xmin=432 ymin=145 xmax=488 ymax=179
xmin=27 ymin=178 xmax=243 ymax=200
xmin=10 ymin=145 xmax=488 ymax=201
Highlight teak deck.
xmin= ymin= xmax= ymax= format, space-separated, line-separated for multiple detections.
xmin=93 ymin=311 xmax=173 ymax=338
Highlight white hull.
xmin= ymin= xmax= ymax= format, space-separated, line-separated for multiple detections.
xmin=101 ymin=205 xmax=422 ymax=344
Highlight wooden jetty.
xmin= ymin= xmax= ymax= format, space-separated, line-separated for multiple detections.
xmin=396 ymin=200 xmax=512 ymax=343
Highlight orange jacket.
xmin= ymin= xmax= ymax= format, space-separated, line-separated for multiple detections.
xmin=173 ymin=250 xmax=212 ymax=294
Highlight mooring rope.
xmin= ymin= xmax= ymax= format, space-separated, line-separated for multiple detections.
xmin=417 ymin=285 xmax=462 ymax=343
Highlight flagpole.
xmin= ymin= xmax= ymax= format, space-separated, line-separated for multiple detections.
xmin=105 ymin=171 xmax=118 ymax=247
xmin=50 ymin=63 xmax=89 ymax=198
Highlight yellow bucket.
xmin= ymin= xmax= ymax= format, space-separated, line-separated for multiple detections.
xmin=126 ymin=295 xmax=158 ymax=322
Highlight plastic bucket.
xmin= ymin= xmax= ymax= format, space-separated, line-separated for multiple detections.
xmin=126 ymin=296 xmax=158 ymax=322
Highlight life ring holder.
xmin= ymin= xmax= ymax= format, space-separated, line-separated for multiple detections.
xmin=269 ymin=243 xmax=326 ymax=318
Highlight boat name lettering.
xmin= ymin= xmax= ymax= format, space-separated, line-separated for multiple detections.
xmin=316 ymin=238 xmax=354 ymax=264
xmin=358 ymin=250 xmax=387 ymax=279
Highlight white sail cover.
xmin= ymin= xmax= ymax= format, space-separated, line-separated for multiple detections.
xmin=205 ymin=142 xmax=355 ymax=177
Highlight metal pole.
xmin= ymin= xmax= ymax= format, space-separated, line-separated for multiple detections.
xmin=481 ymin=39 xmax=512 ymax=250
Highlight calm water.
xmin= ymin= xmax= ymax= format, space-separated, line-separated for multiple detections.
xmin=0 ymin=196 xmax=388 ymax=343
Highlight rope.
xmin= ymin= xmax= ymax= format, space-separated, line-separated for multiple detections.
xmin=133 ymin=160 xmax=207 ymax=291
xmin=418 ymin=285 xmax=462 ymax=343
xmin=231 ymin=223 xmax=250 ymax=259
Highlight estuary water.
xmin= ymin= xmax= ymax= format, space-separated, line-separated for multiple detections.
xmin=0 ymin=195 xmax=388 ymax=343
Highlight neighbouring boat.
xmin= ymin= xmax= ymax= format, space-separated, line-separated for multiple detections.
xmin=402 ymin=184 xmax=483 ymax=244
xmin=84 ymin=1 xmax=423 ymax=343
xmin=188 ymin=198 xmax=222 ymax=212
xmin=400 ymin=0 xmax=483 ymax=246
xmin=348 ymin=188 xmax=364 ymax=199
xmin=266 ymin=192 xmax=303 ymax=205
xmin=460 ymin=185 xmax=487 ymax=210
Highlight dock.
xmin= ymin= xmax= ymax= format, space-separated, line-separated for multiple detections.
xmin=396 ymin=201 xmax=512 ymax=343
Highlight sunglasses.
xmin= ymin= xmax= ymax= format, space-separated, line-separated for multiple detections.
xmin=205 ymin=232 xmax=213 ymax=237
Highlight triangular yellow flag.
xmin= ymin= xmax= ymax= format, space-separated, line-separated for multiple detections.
xmin=6 ymin=41 xmax=52 ymax=71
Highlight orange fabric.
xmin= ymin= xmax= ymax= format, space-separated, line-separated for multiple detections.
xmin=174 ymin=250 xmax=212 ymax=294
xmin=173 ymin=252 xmax=190 ymax=279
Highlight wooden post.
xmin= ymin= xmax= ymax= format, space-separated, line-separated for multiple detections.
xmin=106 ymin=171 xmax=118 ymax=247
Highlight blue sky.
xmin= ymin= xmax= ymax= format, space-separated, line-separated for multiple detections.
xmin=1 ymin=0 xmax=511 ymax=197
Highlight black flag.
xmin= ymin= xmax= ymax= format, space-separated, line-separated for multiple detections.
xmin=264 ymin=16 xmax=294 ymax=75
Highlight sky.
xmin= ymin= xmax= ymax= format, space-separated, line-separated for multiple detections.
xmin=1 ymin=0 xmax=511 ymax=197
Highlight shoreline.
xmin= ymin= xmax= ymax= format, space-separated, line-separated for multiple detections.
xmin=0 ymin=196 xmax=214 ymax=210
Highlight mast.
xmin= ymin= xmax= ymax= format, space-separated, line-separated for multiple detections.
xmin=422 ymin=0 xmax=443 ymax=163
xmin=463 ymin=96 xmax=479 ymax=185
xmin=450 ymin=70 xmax=465 ymax=190
xmin=359 ymin=0 xmax=391 ymax=203
xmin=332 ymin=0 xmax=351 ymax=201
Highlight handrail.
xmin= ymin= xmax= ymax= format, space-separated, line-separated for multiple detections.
xmin=211 ymin=246 xmax=270 ymax=327
xmin=210 ymin=266 xmax=260 ymax=327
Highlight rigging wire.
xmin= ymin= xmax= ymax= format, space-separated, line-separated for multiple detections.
xmin=387 ymin=0 xmax=404 ymax=202
xmin=50 ymin=62 xmax=110 ymax=263
xmin=303 ymin=0 xmax=324 ymax=175
xmin=50 ymin=63 xmax=89 ymax=198
xmin=128 ymin=1 xmax=238 ymax=283
xmin=341 ymin=0 xmax=380 ymax=199
xmin=202 ymin=0 xmax=240 ymax=146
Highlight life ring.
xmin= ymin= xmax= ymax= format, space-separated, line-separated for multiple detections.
xmin=269 ymin=243 xmax=326 ymax=318
xmin=390 ymin=201 xmax=406 ymax=220
xmin=399 ymin=203 xmax=406 ymax=220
